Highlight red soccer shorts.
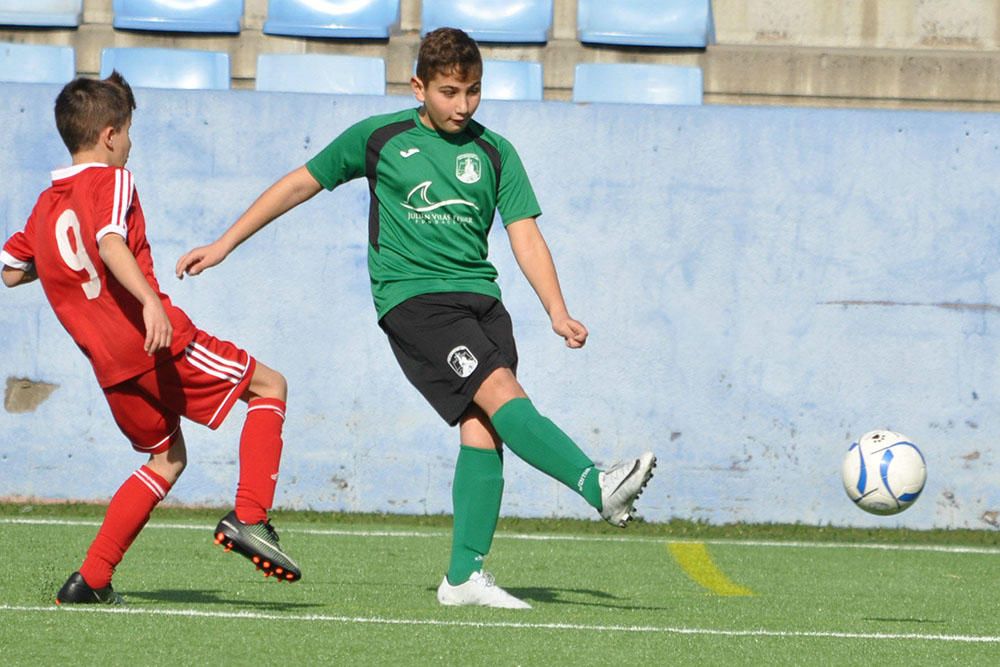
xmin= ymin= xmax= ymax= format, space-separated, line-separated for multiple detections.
xmin=103 ymin=329 xmax=257 ymax=454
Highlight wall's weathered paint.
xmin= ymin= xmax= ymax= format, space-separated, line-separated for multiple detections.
xmin=3 ymin=84 xmax=997 ymax=529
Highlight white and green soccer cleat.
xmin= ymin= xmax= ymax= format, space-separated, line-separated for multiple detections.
xmin=598 ymin=451 xmax=657 ymax=527
xmin=437 ymin=571 xmax=531 ymax=609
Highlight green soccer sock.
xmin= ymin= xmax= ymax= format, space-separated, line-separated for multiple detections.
xmin=447 ymin=445 xmax=505 ymax=586
xmin=490 ymin=398 xmax=603 ymax=510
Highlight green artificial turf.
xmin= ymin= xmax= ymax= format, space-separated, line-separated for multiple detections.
xmin=1 ymin=503 xmax=998 ymax=666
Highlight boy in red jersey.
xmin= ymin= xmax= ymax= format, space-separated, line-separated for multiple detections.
xmin=1 ymin=72 xmax=301 ymax=604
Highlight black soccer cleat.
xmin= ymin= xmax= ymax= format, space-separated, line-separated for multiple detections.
xmin=213 ymin=510 xmax=301 ymax=582
xmin=55 ymin=571 xmax=124 ymax=605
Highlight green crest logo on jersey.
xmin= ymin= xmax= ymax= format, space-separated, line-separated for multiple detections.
xmin=456 ymin=153 xmax=481 ymax=184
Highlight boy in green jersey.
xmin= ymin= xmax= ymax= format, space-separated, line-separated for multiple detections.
xmin=177 ymin=28 xmax=655 ymax=609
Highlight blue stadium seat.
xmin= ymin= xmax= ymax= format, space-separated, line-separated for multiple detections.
xmin=421 ymin=0 xmax=552 ymax=43
xmin=0 ymin=42 xmax=75 ymax=84
xmin=264 ymin=0 xmax=399 ymax=39
xmin=481 ymin=59 xmax=542 ymax=101
xmin=577 ymin=0 xmax=715 ymax=48
xmin=112 ymin=0 xmax=243 ymax=34
xmin=100 ymin=47 xmax=230 ymax=90
xmin=573 ymin=63 xmax=703 ymax=106
xmin=0 ymin=1 xmax=82 ymax=27
xmin=256 ymin=54 xmax=385 ymax=95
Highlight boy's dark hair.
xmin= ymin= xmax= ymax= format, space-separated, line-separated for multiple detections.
xmin=54 ymin=71 xmax=136 ymax=154
xmin=416 ymin=27 xmax=482 ymax=84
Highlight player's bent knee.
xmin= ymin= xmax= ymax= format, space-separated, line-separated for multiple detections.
xmin=147 ymin=432 xmax=188 ymax=484
xmin=147 ymin=453 xmax=186 ymax=485
xmin=474 ymin=367 xmax=527 ymax=417
xmin=247 ymin=363 xmax=287 ymax=402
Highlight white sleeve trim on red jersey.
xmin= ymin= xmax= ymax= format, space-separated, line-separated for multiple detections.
xmin=0 ymin=249 xmax=32 ymax=271
xmin=97 ymin=168 xmax=134 ymax=243
xmin=95 ymin=224 xmax=127 ymax=242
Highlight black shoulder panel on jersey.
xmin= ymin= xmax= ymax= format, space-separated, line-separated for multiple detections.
xmin=365 ymin=119 xmax=416 ymax=251
xmin=467 ymin=125 xmax=501 ymax=197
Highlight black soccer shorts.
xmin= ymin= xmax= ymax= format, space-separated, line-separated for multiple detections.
xmin=378 ymin=292 xmax=518 ymax=425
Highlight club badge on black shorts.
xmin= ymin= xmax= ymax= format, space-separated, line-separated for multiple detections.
xmin=447 ymin=346 xmax=478 ymax=378
xmin=380 ymin=293 xmax=517 ymax=425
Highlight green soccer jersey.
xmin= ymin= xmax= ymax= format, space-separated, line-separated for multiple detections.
xmin=306 ymin=107 xmax=541 ymax=320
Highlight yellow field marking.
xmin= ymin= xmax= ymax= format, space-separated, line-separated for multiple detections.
xmin=667 ymin=542 xmax=754 ymax=596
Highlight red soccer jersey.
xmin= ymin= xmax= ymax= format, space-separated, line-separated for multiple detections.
xmin=1 ymin=163 xmax=196 ymax=387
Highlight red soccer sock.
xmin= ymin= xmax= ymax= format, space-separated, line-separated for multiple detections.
xmin=79 ymin=466 xmax=171 ymax=590
xmin=234 ymin=398 xmax=286 ymax=525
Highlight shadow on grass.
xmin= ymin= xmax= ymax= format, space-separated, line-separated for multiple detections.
xmin=511 ymin=587 xmax=675 ymax=611
xmin=429 ymin=585 xmax=674 ymax=611
xmin=862 ymin=616 xmax=948 ymax=625
xmin=124 ymin=589 xmax=322 ymax=611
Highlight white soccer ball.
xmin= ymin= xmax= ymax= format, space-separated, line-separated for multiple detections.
xmin=841 ymin=430 xmax=927 ymax=515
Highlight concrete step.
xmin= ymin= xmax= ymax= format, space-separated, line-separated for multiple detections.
xmin=713 ymin=0 xmax=1000 ymax=51
xmin=707 ymin=44 xmax=1000 ymax=106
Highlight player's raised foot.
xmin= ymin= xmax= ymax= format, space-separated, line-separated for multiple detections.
xmin=55 ymin=571 xmax=124 ymax=605
xmin=437 ymin=571 xmax=531 ymax=609
xmin=599 ymin=451 xmax=657 ymax=527
xmin=213 ymin=510 xmax=301 ymax=582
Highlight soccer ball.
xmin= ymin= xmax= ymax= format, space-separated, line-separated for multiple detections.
xmin=841 ymin=430 xmax=927 ymax=515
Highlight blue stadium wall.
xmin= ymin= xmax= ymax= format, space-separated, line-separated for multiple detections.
xmin=2 ymin=83 xmax=999 ymax=529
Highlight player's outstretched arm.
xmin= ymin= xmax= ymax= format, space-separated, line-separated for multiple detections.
xmin=175 ymin=166 xmax=322 ymax=279
xmin=99 ymin=234 xmax=173 ymax=354
xmin=506 ymin=218 xmax=588 ymax=349
xmin=1 ymin=264 xmax=37 ymax=288
xmin=2 ymin=231 xmax=38 ymax=287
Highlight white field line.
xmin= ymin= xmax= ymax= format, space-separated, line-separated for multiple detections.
xmin=0 ymin=604 xmax=998 ymax=644
xmin=2 ymin=517 xmax=999 ymax=555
